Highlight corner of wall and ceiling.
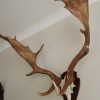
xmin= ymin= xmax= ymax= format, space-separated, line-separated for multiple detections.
xmin=0 ymin=0 xmax=99 ymax=53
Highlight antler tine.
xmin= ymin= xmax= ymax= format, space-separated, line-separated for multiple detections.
xmin=0 ymin=34 xmax=9 ymax=41
xmin=0 ymin=34 xmax=61 ymax=95
xmin=36 ymin=44 xmax=44 ymax=55
xmin=37 ymin=84 xmax=55 ymax=96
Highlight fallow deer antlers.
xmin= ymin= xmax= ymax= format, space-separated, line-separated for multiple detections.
xmin=0 ymin=0 xmax=90 ymax=100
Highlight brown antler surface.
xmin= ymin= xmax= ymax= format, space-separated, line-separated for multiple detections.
xmin=55 ymin=0 xmax=90 ymax=95
xmin=0 ymin=34 xmax=61 ymax=95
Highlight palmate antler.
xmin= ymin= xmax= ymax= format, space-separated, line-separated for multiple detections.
xmin=54 ymin=0 xmax=90 ymax=95
xmin=0 ymin=34 xmax=61 ymax=95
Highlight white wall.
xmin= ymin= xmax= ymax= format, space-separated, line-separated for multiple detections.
xmin=0 ymin=1 xmax=100 ymax=100
xmin=0 ymin=0 xmax=63 ymax=34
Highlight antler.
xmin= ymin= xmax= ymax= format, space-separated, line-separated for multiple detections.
xmin=0 ymin=34 xmax=61 ymax=95
xmin=55 ymin=0 xmax=90 ymax=95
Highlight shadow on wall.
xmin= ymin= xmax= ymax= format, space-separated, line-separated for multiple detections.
xmin=0 ymin=82 xmax=4 ymax=100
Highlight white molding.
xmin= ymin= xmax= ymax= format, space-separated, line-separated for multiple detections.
xmin=90 ymin=0 xmax=99 ymax=4
xmin=17 ymin=8 xmax=70 ymax=41
xmin=0 ymin=0 xmax=99 ymax=52
xmin=0 ymin=8 xmax=70 ymax=52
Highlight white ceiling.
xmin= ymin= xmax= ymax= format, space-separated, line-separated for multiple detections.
xmin=0 ymin=0 xmax=99 ymax=51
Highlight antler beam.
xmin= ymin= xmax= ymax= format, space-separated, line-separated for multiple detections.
xmin=0 ymin=34 xmax=61 ymax=95
xmin=54 ymin=0 xmax=90 ymax=95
